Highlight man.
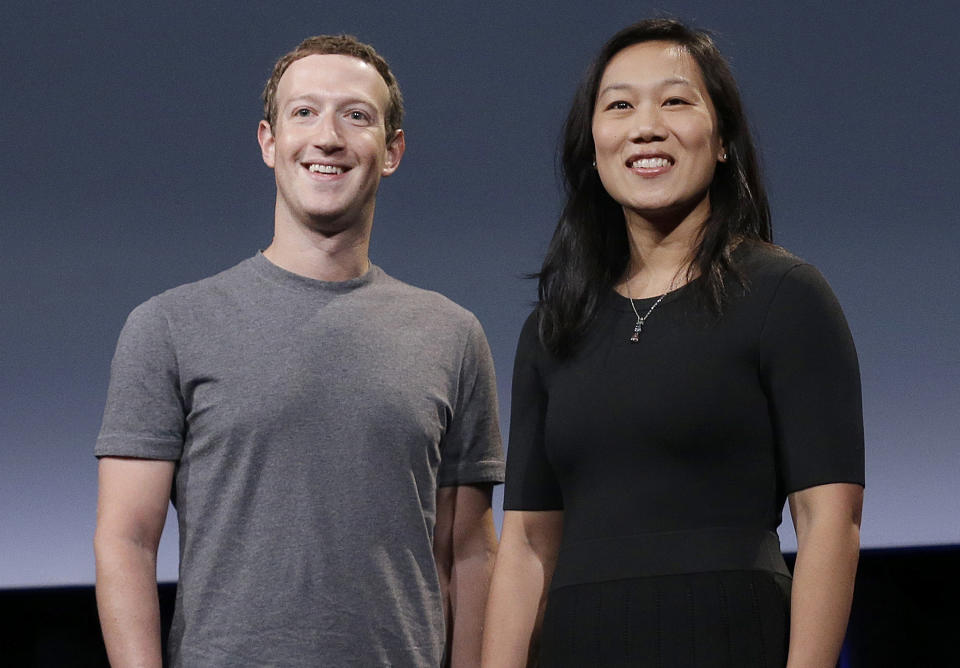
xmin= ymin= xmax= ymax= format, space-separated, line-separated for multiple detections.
xmin=94 ymin=35 xmax=504 ymax=667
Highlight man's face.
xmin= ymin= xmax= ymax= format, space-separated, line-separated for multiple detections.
xmin=258 ymin=54 xmax=404 ymax=232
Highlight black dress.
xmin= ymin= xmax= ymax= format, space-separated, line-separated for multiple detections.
xmin=503 ymin=243 xmax=865 ymax=667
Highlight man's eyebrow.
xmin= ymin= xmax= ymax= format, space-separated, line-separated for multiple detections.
xmin=597 ymin=77 xmax=695 ymax=97
xmin=283 ymin=93 xmax=379 ymax=109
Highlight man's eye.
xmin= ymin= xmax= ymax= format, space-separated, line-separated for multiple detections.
xmin=294 ymin=108 xmax=312 ymax=117
xmin=349 ymin=110 xmax=369 ymax=121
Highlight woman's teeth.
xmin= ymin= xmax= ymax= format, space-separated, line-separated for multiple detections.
xmin=630 ymin=157 xmax=671 ymax=168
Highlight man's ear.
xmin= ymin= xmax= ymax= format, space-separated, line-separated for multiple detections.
xmin=382 ymin=129 xmax=405 ymax=176
xmin=258 ymin=120 xmax=276 ymax=168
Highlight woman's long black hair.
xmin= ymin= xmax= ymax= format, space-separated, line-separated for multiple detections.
xmin=537 ymin=18 xmax=771 ymax=358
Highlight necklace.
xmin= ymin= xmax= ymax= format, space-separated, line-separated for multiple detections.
xmin=624 ymin=267 xmax=684 ymax=342
xmin=626 ymin=289 xmax=667 ymax=343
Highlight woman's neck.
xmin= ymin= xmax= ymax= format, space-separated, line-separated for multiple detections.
xmin=616 ymin=203 xmax=708 ymax=298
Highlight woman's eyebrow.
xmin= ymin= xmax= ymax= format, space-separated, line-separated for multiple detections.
xmin=597 ymin=77 xmax=695 ymax=98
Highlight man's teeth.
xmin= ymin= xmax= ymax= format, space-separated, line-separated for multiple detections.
xmin=631 ymin=157 xmax=671 ymax=169
xmin=308 ymin=164 xmax=344 ymax=174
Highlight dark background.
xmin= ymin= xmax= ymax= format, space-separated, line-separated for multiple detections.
xmin=2 ymin=0 xmax=958 ymax=590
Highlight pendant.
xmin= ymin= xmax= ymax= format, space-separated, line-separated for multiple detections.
xmin=628 ymin=321 xmax=642 ymax=343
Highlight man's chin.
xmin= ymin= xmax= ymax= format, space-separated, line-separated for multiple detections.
xmin=301 ymin=210 xmax=370 ymax=237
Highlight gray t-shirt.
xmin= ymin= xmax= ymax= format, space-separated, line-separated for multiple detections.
xmin=96 ymin=254 xmax=505 ymax=667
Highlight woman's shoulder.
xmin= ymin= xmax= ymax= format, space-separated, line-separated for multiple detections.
xmin=733 ymin=241 xmax=849 ymax=336
xmin=734 ymin=240 xmax=808 ymax=282
xmin=518 ymin=307 xmax=556 ymax=363
xmin=730 ymin=240 xmax=844 ymax=317
xmin=516 ymin=306 xmax=570 ymax=372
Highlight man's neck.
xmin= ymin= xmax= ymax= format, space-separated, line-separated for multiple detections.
xmin=263 ymin=217 xmax=372 ymax=282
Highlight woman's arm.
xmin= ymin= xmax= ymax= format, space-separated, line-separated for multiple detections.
xmin=786 ymin=482 xmax=863 ymax=668
xmin=481 ymin=510 xmax=563 ymax=668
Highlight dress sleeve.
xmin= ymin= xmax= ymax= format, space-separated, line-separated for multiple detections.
xmin=94 ymin=297 xmax=185 ymax=460
xmin=503 ymin=311 xmax=564 ymax=510
xmin=437 ymin=315 xmax=505 ymax=487
xmin=759 ymin=264 xmax=865 ymax=494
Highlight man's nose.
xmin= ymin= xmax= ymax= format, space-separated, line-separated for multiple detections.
xmin=312 ymin=113 xmax=345 ymax=151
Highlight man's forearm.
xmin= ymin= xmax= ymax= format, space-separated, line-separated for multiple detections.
xmin=95 ymin=536 xmax=164 ymax=668
xmin=449 ymin=545 xmax=496 ymax=667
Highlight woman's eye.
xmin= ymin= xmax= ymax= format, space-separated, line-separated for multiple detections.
xmin=664 ymin=98 xmax=689 ymax=106
xmin=606 ymin=101 xmax=631 ymax=110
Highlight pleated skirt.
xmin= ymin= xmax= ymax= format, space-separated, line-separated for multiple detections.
xmin=539 ymin=570 xmax=791 ymax=668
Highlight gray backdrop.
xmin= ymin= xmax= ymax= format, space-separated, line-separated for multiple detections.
xmin=2 ymin=0 xmax=958 ymax=587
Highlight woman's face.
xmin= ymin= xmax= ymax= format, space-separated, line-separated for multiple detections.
xmin=592 ymin=40 xmax=725 ymax=223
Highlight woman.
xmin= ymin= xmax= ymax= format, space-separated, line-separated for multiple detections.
xmin=482 ymin=19 xmax=864 ymax=668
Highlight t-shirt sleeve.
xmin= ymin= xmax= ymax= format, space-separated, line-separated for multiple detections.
xmin=95 ymin=297 xmax=185 ymax=460
xmin=437 ymin=315 xmax=505 ymax=487
xmin=759 ymin=263 xmax=865 ymax=494
xmin=502 ymin=311 xmax=564 ymax=510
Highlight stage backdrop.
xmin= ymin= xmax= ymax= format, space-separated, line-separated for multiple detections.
xmin=2 ymin=0 xmax=958 ymax=587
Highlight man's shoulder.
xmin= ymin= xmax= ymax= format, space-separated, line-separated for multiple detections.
xmin=161 ymin=255 xmax=255 ymax=298
xmin=374 ymin=269 xmax=480 ymax=329
xmin=136 ymin=256 xmax=256 ymax=314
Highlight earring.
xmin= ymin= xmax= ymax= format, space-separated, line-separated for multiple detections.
xmin=722 ymin=152 xmax=728 ymax=161
xmin=592 ymin=160 xmax=597 ymax=168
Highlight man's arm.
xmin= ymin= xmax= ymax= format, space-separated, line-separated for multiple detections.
xmin=786 ymin=482 xmax=862 ymax=668
xmin=94 ymin=456 xmax=175 ymax=668
xmin=434 ymin=483 xmax=498 ymax=667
